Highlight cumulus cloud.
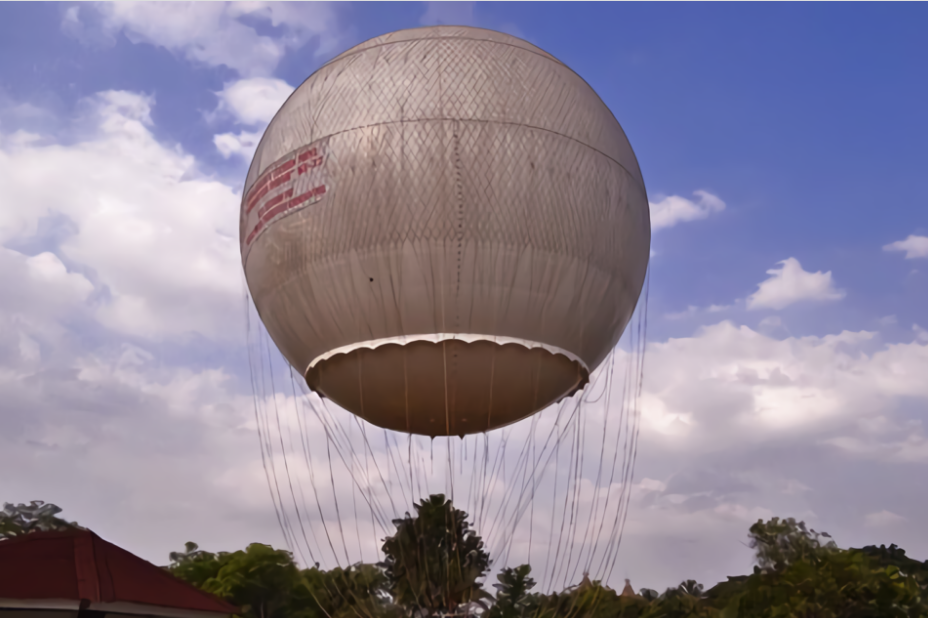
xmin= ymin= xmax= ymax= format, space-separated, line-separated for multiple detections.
xmin=210 ymin=78 xmax=294 ymax=160
xmin=746 ymin=258 xmax=846 ymax=311
xmin=666 ymin=304 xmax=730 ymax=320
xmin=884 ymin=234 xmax=928 ymax=259
xmin=0 ymin=248 xmax=95 ymax=383
xmin=914 ymin=325 xmax=928 ymax=343
xmin=65 ymin=2 xmax=341 ymax=77
xmin=619 ymin=319 xmax=928 ymax=586
xmin=757 ymin=315 xmax=784 ymax=331
xmin=0 ymin=249 xmax=93 ymax=320
xmin=865 ymin=510 xmax=906 ymax=527
xmin=0 ymin=338 xmax=270 ymax=562
xmin=0 ymin=84 xmax=269 ymax=551
xmin=214 ymin=78 xmax=295 ymax=126
xmin=0 ymin=90 xmax=243 ymax=341
xmin=214 ymin=130 xmax=262 ymax=161
xmin=650 ymin=190 xmax=725 ymax=231
xmin=641 ymin=320 xmax=928 ymax=443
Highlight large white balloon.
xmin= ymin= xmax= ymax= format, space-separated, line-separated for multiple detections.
xmin=241 ymin=26 xmax=650 ymax=436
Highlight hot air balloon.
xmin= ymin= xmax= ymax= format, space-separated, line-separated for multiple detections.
xmin=240 ymin=26 xmax=650 ymax=438
xmin=243 ymin=27 xmax=651 ymax=591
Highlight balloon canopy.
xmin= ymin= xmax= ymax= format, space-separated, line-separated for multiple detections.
xmin=240 ymin=26 xmax=650 ymax=437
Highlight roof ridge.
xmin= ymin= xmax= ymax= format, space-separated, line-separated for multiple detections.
xmin=74 ymin=531 xmax=101 ymax=602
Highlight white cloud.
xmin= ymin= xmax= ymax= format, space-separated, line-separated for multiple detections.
xmin=642 ymin=320 xmax=928 ymax=440
xmin=0 ymin=339 xmax=271 ymax=563
xmin=666 ymin=305 xmax=699 ymax=320
xmin=618 ymin=319 xmax=928 ymax=585
xmin=0 ymin=249 xmax=93 ymax=319
xmin=865 ymin=510 xmax=906 ymax=527
xmin=665 ymin=304 xmax=730 ymax=321
xmin=713 ymin=503 xmax=775 ymax=523
xmin=636 ymin=478 xmax=668 ymax=494
xmin=746 ymin=258 xmax=846 ymax=311
xmin=780 ymin=479 xmax=811 ymax=495
xmin=0 ymin=248 xmax=95 ymax=378
xmin=0 ymin=90 xmax=243 ymax=341
xmin=214 ymin=130 xmax=262 ymax=161
xmin=915 ymin=325 xmax=928 ymax=343
xmin=757 ymin=315 xmax=782 ymax=330
xmin=650 ymin=190 xmax=725 ymax=231
xmin=67 ymin=2 xmax=341 ymax=77
xmin=823 ymin=434 xmax=928 ymax=464
xmin=884 ymin=234 xmax=928 ymax=259
xmin=208 ymin=78 xmax=294 ymax=161
xmin=215 ymin=78 xmax=294 ymax=126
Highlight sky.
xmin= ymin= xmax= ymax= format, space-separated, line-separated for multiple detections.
xmin=1 ymin=0 xmax=927 ymax=593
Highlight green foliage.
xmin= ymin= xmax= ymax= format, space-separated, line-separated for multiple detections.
xmin=167 ymin=541 xmax=233 ymax=588
xmin=167 ymin=541 xmax=396 ymax=618
xmin=506 ymin=576 xmax=653 ymax=618
xmin=701 ymin=576 xmax=747 ymax=610
xmin=709 ymin=517 xmax=928 ymax=617
xmin=747 ymin=516 xmax=838 ymax=572
xmin=298 ymin=563 xmax=398 ymax=618
xmin=380 ymin=494 xmax=491 ymax=616
xmin=645 ymin=580 xmax=716 ymax=618
xmin=160 ymin=514 xmax=928 ymax=618
xmin=639 ymin=589 xmax=660 ymax=602
xmin=857 ymin=544 xmax=928 ymax=589
xmin=487 ymin=565 xmax=537 ymax=618
xmin=718 ymin=549 xmax=928 ymax=617
xmin=172 ymin=543 xmax=300 ymax=618
xmin=13 ymin=499 xmax=926 ymax=618
xmin=0 ymin=501 xmax=83 ymax=540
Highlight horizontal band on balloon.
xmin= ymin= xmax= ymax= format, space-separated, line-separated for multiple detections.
xmin=244 ymin=184 xmax=327 ymax=248
xmin=241 ymin=137 xmax=331 ymax=257
xmin=245 ymin=148 xmax=325 ymax=215
xmin=306 ymin=333 xmax=589 ymax=373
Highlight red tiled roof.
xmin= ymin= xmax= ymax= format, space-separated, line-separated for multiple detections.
xmin=0 ymin=529 xmax=237 ymax=615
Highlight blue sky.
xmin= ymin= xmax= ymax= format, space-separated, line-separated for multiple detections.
xmin=1 ymin=1 xmax=926 ymax=593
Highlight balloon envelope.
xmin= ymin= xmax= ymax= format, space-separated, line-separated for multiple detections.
xmin=241 ymin=26 xmax=650 ymax=436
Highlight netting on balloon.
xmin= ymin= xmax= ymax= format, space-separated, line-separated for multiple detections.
xmin=243 ymin=269 xmax=649 ymax=595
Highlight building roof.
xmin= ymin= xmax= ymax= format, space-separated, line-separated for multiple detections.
xmin=0 ymin=529 xmax=238 ymax=618
xmin=620 ymin=579 xmax=639 ymax=598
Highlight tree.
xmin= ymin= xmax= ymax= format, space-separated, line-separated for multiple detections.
xmin=710 ymin=517 xmax=928 ymax=617
xmin=168 ymin=541 xmax=396 ymax=618
xmin=380 ymin=494 xmax=491 ymax=617
xmin=638 ymin=589 xmax=660 ymax=603
xmin=487 ymin=565 xmax=537 ymax=618
xmin=747 ymin=516 xmax=837 ymax=572
xmin=0 ymin=500 xmax=82 ymax=540
xmin=645 ymin=580 xmax=716 ymax=618
xmin=201 ymin=543 xmax=304 ymax=618
xmin=857 ymin=544 xmax=928 ymax=589
xmin=167 ymin=541 xmax=233 ymax=588
xmin=298 ymin=563 xmax=398 ymax=618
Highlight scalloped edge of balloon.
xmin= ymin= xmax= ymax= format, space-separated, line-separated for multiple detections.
xmin=305 ymin=336 xmax=592 ymax=428
xmin=305 ymin=333 xmax=589 ymax=374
